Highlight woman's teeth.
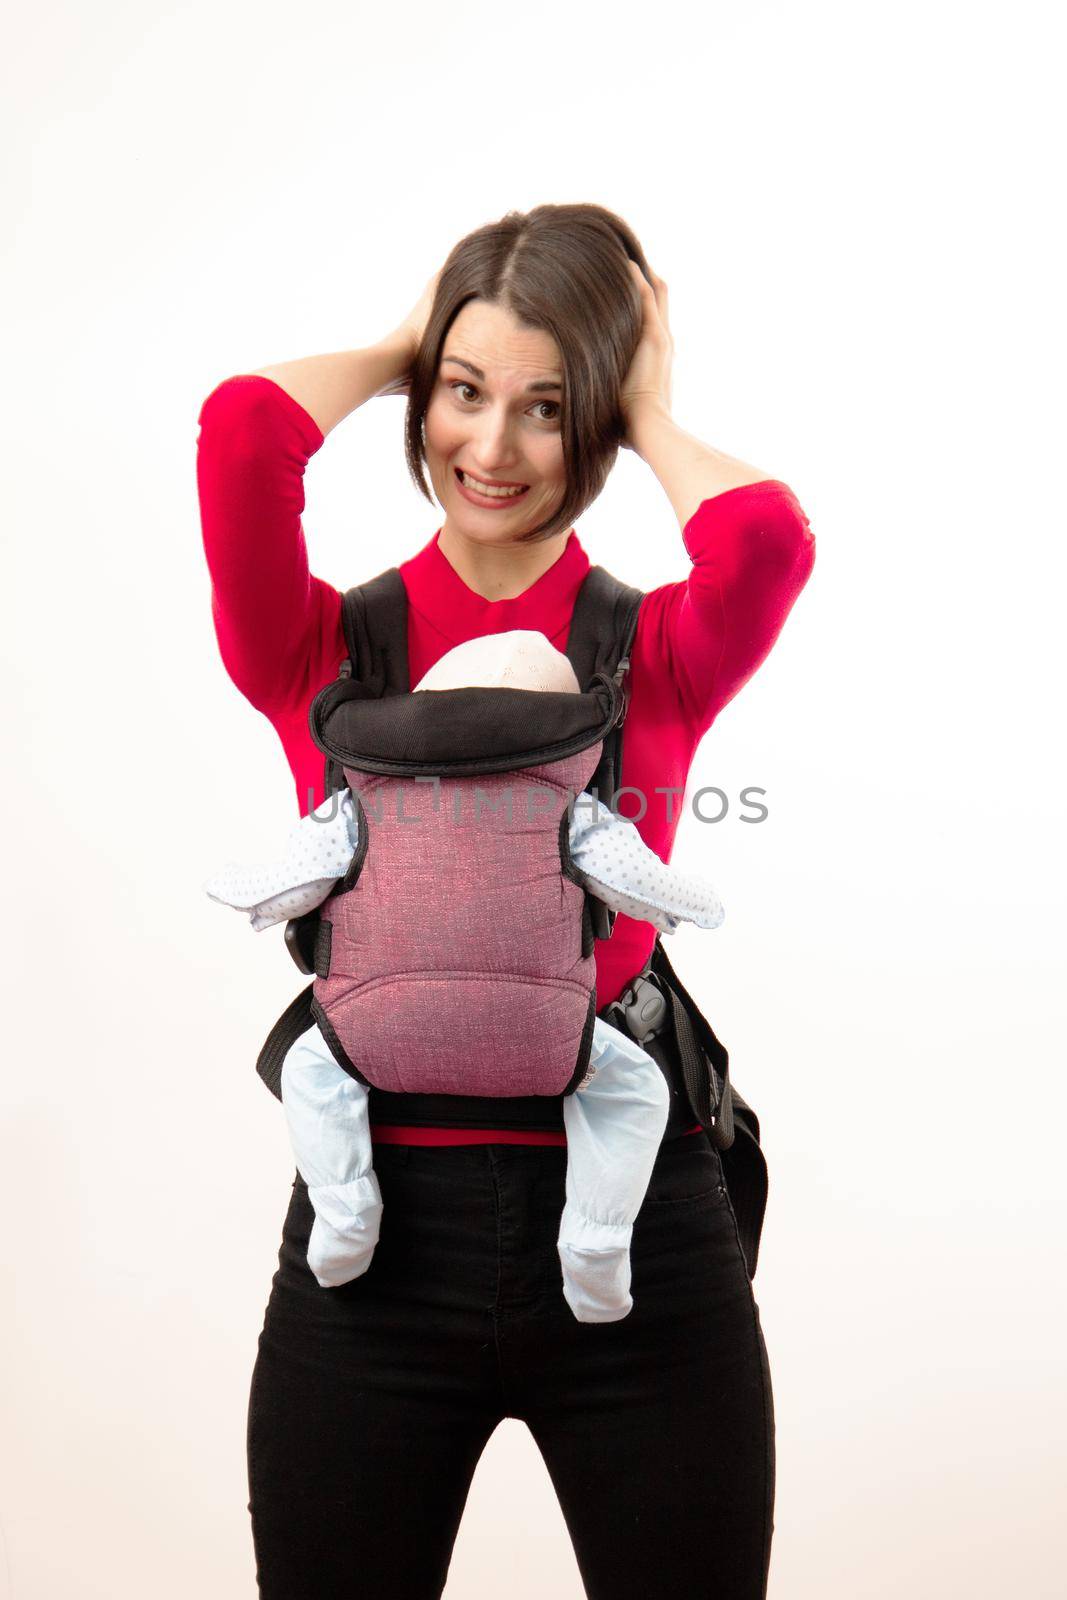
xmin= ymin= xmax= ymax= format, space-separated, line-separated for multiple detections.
xmin=458 ymin=470 xmax=528 ymax=498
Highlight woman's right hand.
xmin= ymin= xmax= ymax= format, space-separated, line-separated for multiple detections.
xmin=376 ymin=268 xmax=444 ymax=398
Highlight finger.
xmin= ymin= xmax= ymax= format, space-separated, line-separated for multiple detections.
xmin=634 ymin=262 xmax=668 ymax=315
xmin=656 ymin=278 xmax=670 ymax=331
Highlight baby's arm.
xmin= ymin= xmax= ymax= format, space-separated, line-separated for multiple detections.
xmin=567 ymin=795 xmax=724 ymax=934
xmin=202 ymin=788 xmax=358 ymax=930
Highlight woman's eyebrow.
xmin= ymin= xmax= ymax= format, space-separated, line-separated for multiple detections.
xmin=441 ymin=355 xmax=562 ymax=393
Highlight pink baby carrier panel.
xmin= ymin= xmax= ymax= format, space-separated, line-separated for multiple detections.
xmin=312 ymin=743 xmax=601 ymax=1096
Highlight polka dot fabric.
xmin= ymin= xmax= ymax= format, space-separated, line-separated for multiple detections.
xmin=567 ymin=795 xmax=724 ymax=935
xmin=203 ymin=791 xmax=359 ymax=932
xmin=204 ymin=788 xmax=723 ymax=937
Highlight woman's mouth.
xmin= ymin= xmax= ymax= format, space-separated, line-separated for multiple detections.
xmin=454 ymin=467 xmax=531 ymax=508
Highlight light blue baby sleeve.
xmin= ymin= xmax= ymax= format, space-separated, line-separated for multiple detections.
xmin=202 ymin=789 xmax=358 ymax=930
xmin=566 ymin=794 xmax=725 ymax=934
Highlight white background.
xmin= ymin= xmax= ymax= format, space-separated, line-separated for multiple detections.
xmin=3 ymin=1 xmax=1064 ymax=1595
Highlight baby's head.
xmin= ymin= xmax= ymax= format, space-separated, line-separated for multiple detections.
xmin=412 ymin=630 xmax=580 ymax=695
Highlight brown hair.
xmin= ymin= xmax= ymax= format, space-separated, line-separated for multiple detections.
xmin=403 ymin=203 xmax=654 ymax=544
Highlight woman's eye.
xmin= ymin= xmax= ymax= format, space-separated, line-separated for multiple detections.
xmin=447 ymin=381 xmax=560 ymax=424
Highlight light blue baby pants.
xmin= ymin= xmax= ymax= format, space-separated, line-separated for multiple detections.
xmin=280 ymin=1013 xmax=671 ymax=1324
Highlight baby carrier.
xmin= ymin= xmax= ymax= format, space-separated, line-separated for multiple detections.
xmin=255 ymin=563 xmax=771 ymax=1278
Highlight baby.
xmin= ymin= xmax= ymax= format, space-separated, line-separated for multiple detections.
xmin=204 ymin=631 xmax=724 ymax=1323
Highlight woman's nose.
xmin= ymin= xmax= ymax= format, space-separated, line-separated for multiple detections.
xmin=471 ymin=410 xmax=517 ymax=464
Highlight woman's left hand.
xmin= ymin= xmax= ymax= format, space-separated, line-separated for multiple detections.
xmin=619 ymin=260 xmax=673 ymax=450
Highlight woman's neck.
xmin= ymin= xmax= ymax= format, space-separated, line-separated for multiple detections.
xmin=436 ymin=521 xmax=572 ymax=601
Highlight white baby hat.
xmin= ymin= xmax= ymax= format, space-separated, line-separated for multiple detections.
xmin=412 ymin=629 xmax=580 ymax=695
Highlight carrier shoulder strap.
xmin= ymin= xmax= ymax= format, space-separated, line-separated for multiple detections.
xmin=650 ymin=933 xmax=768 ymax=1280
xmin=340 ymin=567 xmax=411 ymax=696
xmin=319 ymin=567 xmax=410 ymax=797
xmin=651 ymin=935 xmax=733 ymax=1142
xmin=564 ymin=565 xmax=643 ymax=828
xmin=562 ymin=563 xmax=644 ymax=691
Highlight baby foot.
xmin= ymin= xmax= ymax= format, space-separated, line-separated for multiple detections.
xmin=305 ymin=1171 xmax=383 ymax=1289
xmin=557 ymin=1206 xmax=635 ymax=1322
xmin=557 ymin=1241 xmax=634 ymax=1323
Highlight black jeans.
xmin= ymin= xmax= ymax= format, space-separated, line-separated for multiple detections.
xmin=247 ymin=1130 xmax=775 ymax=1599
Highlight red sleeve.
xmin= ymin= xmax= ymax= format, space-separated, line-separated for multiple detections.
xmin=632 ymin=479 xmax=816 ymax=733
xmin=195 ymin=375 xmax=345 ymax=717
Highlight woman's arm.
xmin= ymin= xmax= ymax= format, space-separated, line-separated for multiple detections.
xmin=620 ymin=261 xmax=778 ymax=525
xmin=251 ymin=329 xmax=413 ymax=438
xmin=628 ymin=403 xmax=772 ymax=533
xmin=619 ymin=263 xmax=816 ymax=731
xmin=632 ymin=478 xmax=815 ymax=735
xmin=196 ymin=335 xmax=417 ymax=717
xmin=197 ymin=278 xmax=441 ymax=720
xmin=196 ymin=374 xmax=341 ymax=716
xmin=251 ymin=272 xmax=439 ymax=435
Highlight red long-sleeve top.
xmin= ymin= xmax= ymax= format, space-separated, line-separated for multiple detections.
xmin=197 ymin=375 xmax=815 ymax=1147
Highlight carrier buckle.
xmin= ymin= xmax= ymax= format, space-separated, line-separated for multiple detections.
xmin=284 ymin=913 xmax=319 ymax=976
xmin=601 ymin=969 xmax=669 ymax=1046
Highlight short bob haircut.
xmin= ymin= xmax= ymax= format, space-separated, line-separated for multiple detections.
xmin=404 ymin=203 xmax=654 ymax=545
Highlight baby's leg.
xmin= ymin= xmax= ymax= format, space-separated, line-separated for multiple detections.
xmin=558 ymin=1022 xmax=671 ymax=1323
xmin=279 ymin=1022 xmax=383 ymax=1289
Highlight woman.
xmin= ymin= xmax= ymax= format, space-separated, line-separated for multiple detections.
xmin=197 ymin=203 xmax=815 ymax=1599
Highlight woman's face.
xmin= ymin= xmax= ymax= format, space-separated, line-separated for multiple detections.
xmin=423 ymin=299 xmax=568 ymax=545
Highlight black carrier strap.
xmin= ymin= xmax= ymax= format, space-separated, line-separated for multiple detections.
xmin=256 ymin=981 xmax=316 ymax=1100
xmin=321 ymin=568 xmax=412 ymax=798
xmin=650 ymin=935 xmax=768 ymax=1279
xmin=258 ymin=555 xmax=769 ymax=1277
